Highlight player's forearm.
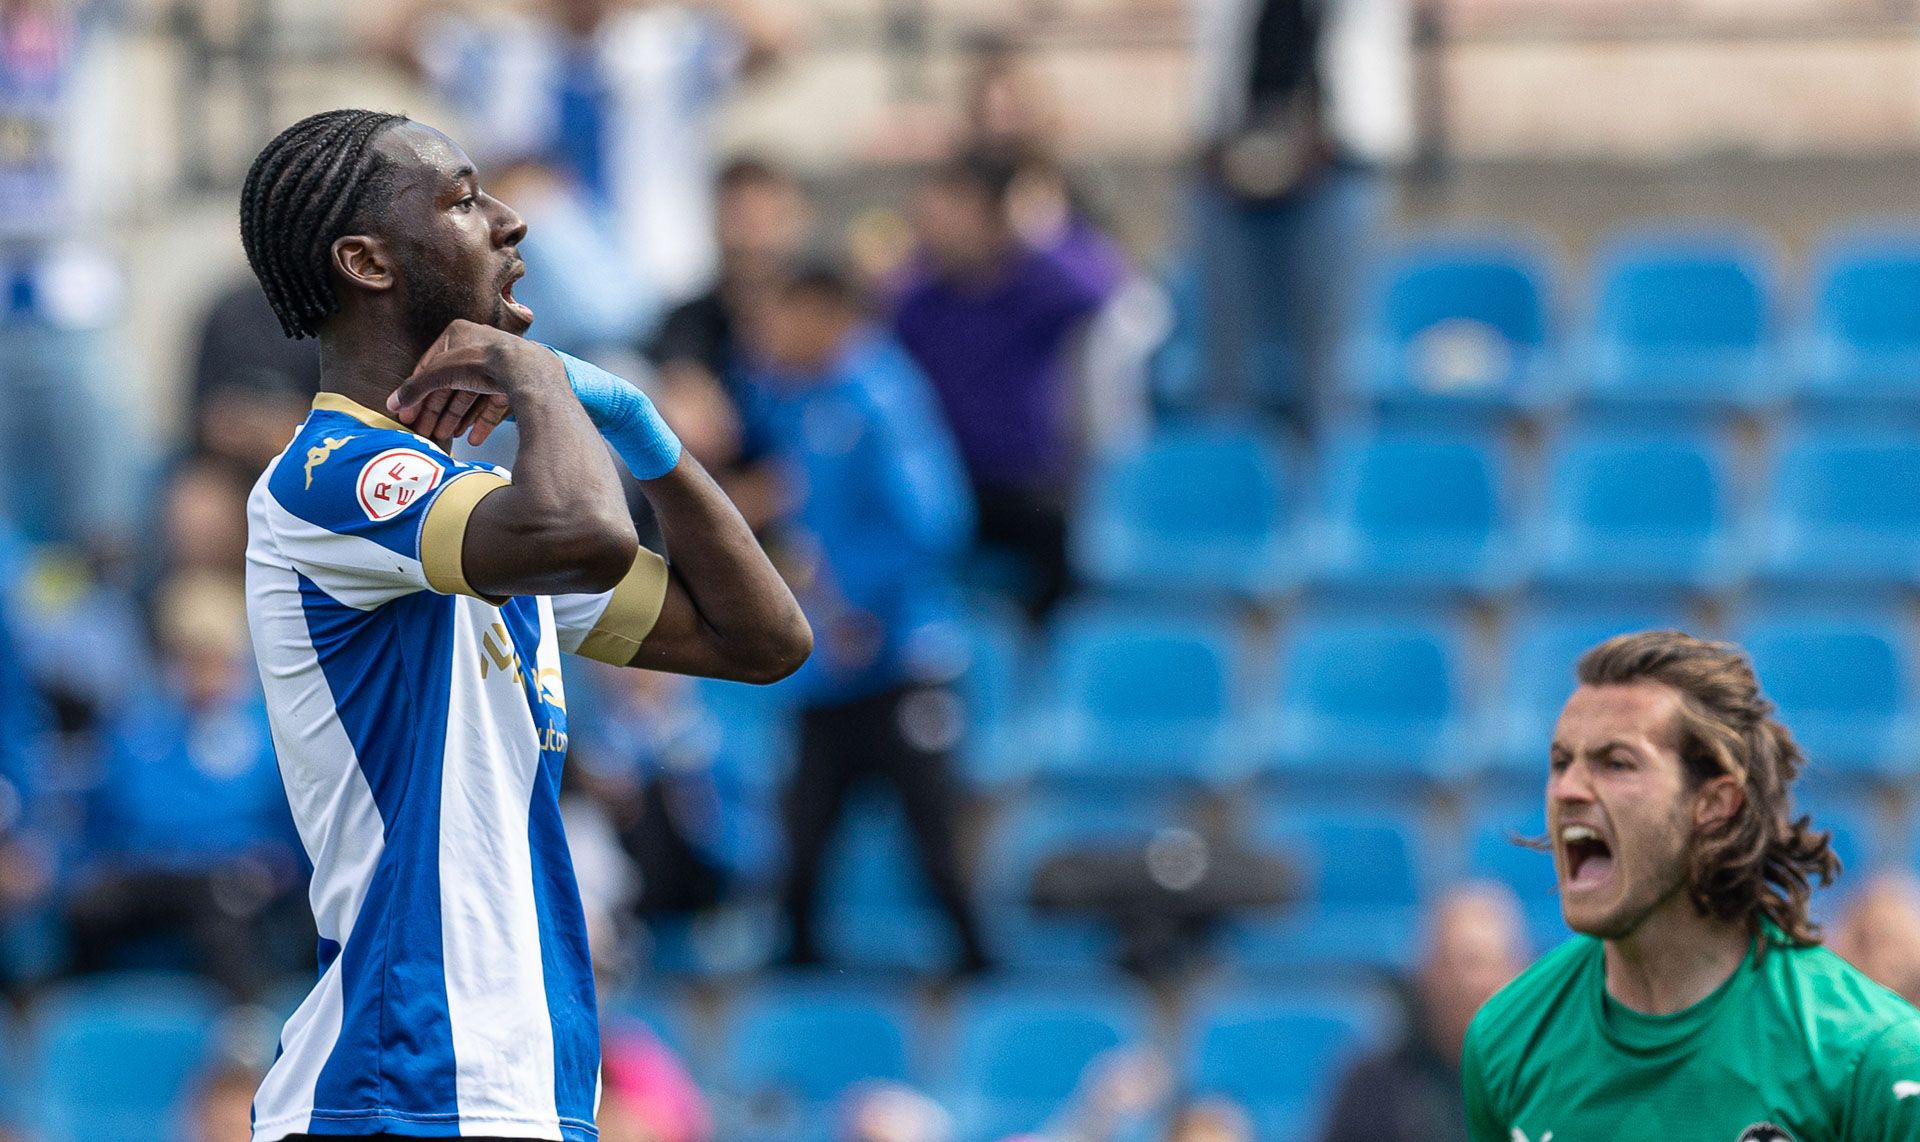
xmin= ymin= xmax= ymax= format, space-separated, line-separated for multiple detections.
xmin=466 ymin=386 xmax=638 ymax=594
xmin=639 ymin=455 xmax=812 ymax=683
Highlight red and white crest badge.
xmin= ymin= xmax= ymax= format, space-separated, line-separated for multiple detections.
xmin=356 ymin=448 xmax=443 ymax=521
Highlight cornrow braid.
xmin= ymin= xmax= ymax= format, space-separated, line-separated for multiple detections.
xmin=240 ymin=109 xmax=410 ymax=340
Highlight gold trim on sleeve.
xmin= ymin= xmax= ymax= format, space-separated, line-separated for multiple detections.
xmin=574 ymin=548 xmax=670 ymax=665
xmin=420 ymin=471 xmax=511 ymax=597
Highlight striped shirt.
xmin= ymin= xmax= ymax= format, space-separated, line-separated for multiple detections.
xmin=244 ymin=392 xmax=665 ymax=1141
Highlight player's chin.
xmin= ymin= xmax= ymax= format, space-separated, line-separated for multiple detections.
xmin=1560 ymin=889 xmax=1640 ymax=940
xmin=488 ymin=299 xmax=534 ymax=337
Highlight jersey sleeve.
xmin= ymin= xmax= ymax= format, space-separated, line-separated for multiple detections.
xmin=263 ymin=429 xmax=508 ymax=608
xmin=551 ymin=547 xmax=671 ymax=665
xmin=1844 ymin=1019 xmax=1920 ymax=1141
xmin=1460 ymin=1018 xmax=1509 ymax=1142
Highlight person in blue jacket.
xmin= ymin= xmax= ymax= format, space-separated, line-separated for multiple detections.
xmin=62 ymin=572 xmax=307 ymax=999
xmin=744 ymin=263 xmax=991 ymax=974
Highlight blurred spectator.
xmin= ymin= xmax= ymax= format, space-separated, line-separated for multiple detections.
xmin=892 ymin=153 xmax=1104 ymax=620
xmin=957 ymin=36 xmax=1161 ymax=462
xmin=187 ymin=279 xmax=319 ymax=475
xmin=567 ymin=662 xmax=778 ymax=976
xmin=1184 ymin=0 xmax=1409 ymax=420
xmin=0 ymin=0 xmax=144 ymax=544
xmin=387 ymin=0 xmax=790 ymax=320
xmin=1040 ymin=1046 xmax=1173 ymax=1142
xmin=61 ymin=572 xmax=307 ymax=1000
xmin=158 ymin=454 xmax=252 ymax=583
xmin=1831 ymin=871 xmax=1920 ymax=1007
xmin=185 ymin=1057 xmax=263 ymax=1142
xmin=647 ymin=156 xmax=815 ymax=529
xmin=838 ymin=1081 xmax=952 ymax=1142
xmin=744 ymin=265 xmax=990 ymax=975
xmin=491 ymin=154 xmax=659 ymax=357
xmin=0 ymin=553 xmax=54 ymax=995
xmin=1319 ymin=882 xmax=1529 ymax=1142
xmin=600 ymin=1013 xmax=715 ymax=1142
xmin=1164 ymin=1098 xmax=1254 ymax=1142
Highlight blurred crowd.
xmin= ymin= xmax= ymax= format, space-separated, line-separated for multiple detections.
xmin=1 ymin=1 xmax=1917 ymax=1141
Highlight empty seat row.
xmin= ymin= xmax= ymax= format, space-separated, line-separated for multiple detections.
xmin=1340 ymin=224 xmax=1920 ymax=415
xmin=1075 ymin=422 xmax=1920 ymax=598
xmin=960 ymin=602 xmax=1920 ymax=787
xmin=637 ymin=978 xmax=1393 ymax=1142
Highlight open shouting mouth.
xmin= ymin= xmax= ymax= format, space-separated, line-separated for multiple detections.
xmin=1561 ymin=823 xmax=1616 ymax=892
xmin=500 ymin=260 xmax=534 ymax=329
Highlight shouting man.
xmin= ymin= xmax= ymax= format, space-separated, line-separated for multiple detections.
xmin=1464 ymin=631 xmax=1920 ymax=1142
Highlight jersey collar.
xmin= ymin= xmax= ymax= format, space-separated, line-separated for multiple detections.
xmin=312 ymin=391 xmax=408 ymax=433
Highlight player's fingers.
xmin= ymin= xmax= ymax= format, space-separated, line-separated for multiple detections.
xmin=417 ymin=389 xmax=457 ymax=440
xmin=438 ymin=391 xmax=481 ymax=440
xmin=388 ymin=364 xmax=495 ymax=419
xmin=467 ymin=395 xmax=511 ymax=447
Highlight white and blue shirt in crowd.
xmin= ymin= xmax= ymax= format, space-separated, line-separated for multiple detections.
xmin=243 ymin=392 xmax=668 ymax=1142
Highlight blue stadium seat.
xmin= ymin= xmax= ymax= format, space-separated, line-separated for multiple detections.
xmin=1184 ymin=986 xmax=1394 ymax=1139
xmin=1261 ymin=609 xmax=1482 ymax=782
xmin=1759 ymin=424 xmax=1920 ymax=588
xmin=1030 ymin=607 xmax=1248 ymax=786
xmin=817 ymin=797 xmax=957 ymax=973
xmin=1309 ymin=429 xmax=1518 ymax=596
xmin=695 ymin=676 xmax=796 ymax=795
xmin=1793 ymin=788 xmax=1874 ymax=927
xmin=1735 ymin=606 xmax=1920 ymax=780
xmin=1531 ymin=425 xmax=1747 ymax=595
xmin=1464 ymin=801 xmax=1570 ymax=955
xmin=1228 ymin=802 xmax=1430 ymax=972
xmin=1073 ymin=424 xmax=1296 ymax=596
xmin=1340 ymin=234 xmax=1560 ymax=417
xmin=31 ymin=973 xmax=224 ymax=1142
xmin=721 ymin=985 xmax=916 ymax=1142
xmin=1488 ymin=602 xmax=1696 ymax=780
xmin=943 ymin=982 xmax=1152 ymax=1140
xmin=1799 ymin=228 xmax=1920 ymax=410
xmin=954 ymin=602 xmax=1031 ymax=787
xmin=980 ymin=793 xmax=1194 ymax=972
xmin=1580 ymin=229 xmax=1783 ymax=409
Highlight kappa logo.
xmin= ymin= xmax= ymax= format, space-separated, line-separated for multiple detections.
xmin=355 ymin=447 xmax=442 ymax=521
xmin=1736 ymin=1125 xmax=1794 ymax=1142
xmin=304 ymin=435 xmax=357 ymax=488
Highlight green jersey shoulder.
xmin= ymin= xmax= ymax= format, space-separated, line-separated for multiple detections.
xmin=1462 ymin=930 xmax=1920 ymax=1142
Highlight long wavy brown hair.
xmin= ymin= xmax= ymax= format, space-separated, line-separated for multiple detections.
xmin=1575 ymin=630 xmax=1841 ymax=947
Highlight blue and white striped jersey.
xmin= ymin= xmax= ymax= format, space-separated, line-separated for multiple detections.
xmin=243 ymin=392 xmax=666 ymax=1142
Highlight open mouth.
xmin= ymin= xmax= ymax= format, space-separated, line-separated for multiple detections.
xmin=1560 ymin=824 xmax=1616 ymax=891
xmin=500 ymin=262 xmax=534 ymax=329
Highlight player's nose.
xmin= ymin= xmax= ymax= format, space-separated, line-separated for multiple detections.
xmin=492 ymin=198 xmax=528 ymax=249
xmin=1549 ymin=757 xmax=1597 ymax=803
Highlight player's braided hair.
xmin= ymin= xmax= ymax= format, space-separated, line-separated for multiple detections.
xmin=1577 ymin=631 xmax=1841 ymax=948
xmin=240 ymin=109 xmax=410 ymax=340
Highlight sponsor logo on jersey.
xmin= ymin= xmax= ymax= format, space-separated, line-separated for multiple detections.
xmin=356 ymin=447 xmax=443 ymax=521
xmin=1896 ymin=1080 xmax=1920 ymax=1101
xmin=304 ymin=434 xmax=357 ymax=488
xmin=1736 ymin=1125 xmax=1794 ymax=1141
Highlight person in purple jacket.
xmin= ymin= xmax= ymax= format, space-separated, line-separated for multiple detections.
xmin=892 ymin=152 xmax=1106 ymax=620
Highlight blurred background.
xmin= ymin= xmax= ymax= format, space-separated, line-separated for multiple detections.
xmin=6 ymin=0 xmax=1920 ymax=1140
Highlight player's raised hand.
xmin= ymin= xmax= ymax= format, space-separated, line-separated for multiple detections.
xmin=389 ymin=319 xmax=563 ymax=446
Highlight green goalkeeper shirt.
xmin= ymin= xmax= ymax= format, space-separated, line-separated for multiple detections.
xmin=1462 ymin=924 xmax=1920 ymax=1142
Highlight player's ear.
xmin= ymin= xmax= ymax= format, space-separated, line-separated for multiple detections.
xmin=1693 ymin=774 xmax=1744 ymax=832
xmin=331 ymin=234 xmax=395 ymax=294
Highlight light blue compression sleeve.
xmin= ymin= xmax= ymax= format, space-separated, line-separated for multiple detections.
xmin=545 ymin=347 xmax=683 ymax=481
